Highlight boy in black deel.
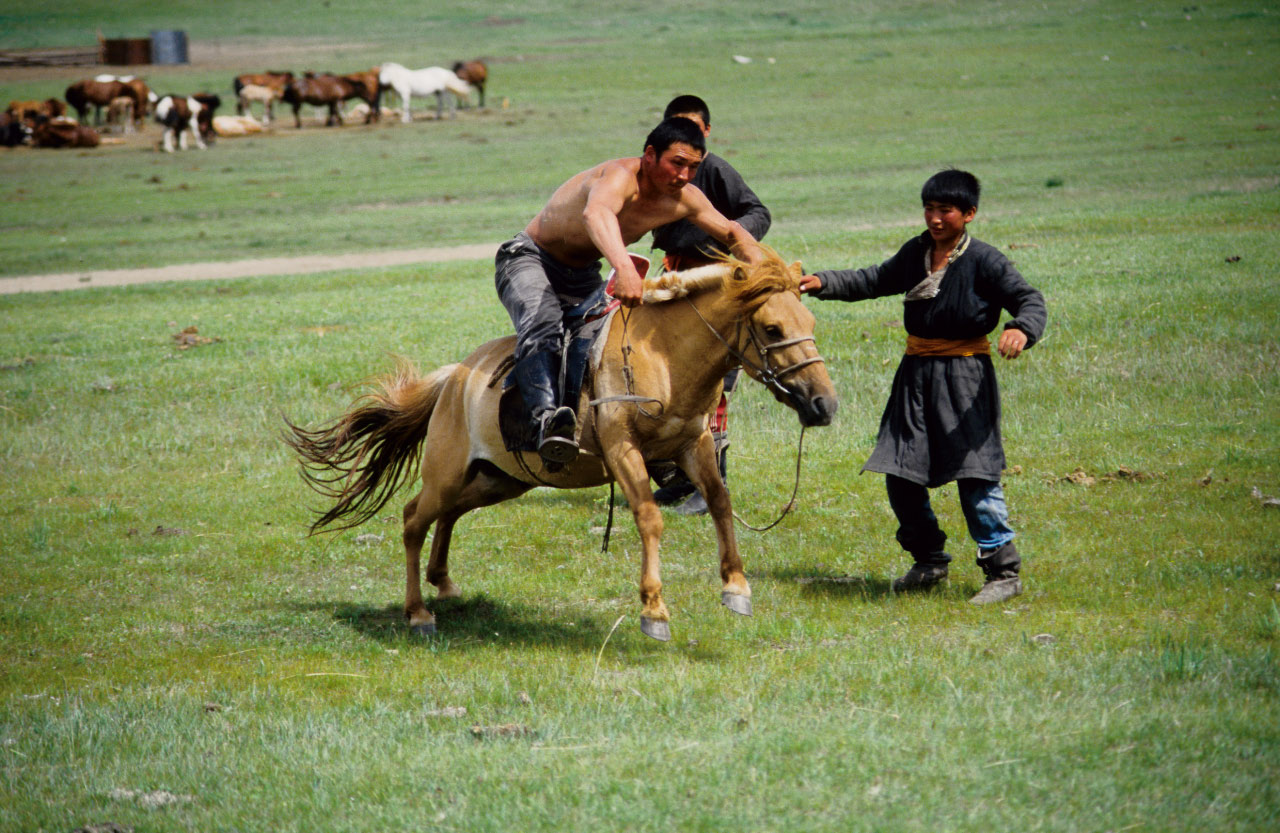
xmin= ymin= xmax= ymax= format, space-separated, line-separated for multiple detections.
xmin=799 ymin=170 xmax=1046 ymax=604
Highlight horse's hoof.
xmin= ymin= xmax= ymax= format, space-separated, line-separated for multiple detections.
xmin=721 ymin=592 xmax=753 ymax=617
xmin=410 ymin=622 xmax=437 ymax=638
xmin=640 ymin=616 xmax=671 ymax=642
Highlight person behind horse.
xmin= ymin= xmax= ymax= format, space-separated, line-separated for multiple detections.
xmin=495 ymin=117 xmax=762 ymax=466
xmin=648 ymin=94 xmax=772 ymax=515
xmin=798 ymin=169 xmax=1047 ymax=605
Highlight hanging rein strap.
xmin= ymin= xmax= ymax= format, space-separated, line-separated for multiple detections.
xmin=733 ymin=425 xmax=807 ymax=532
xmin=588 ymin=307 xmax=664 ymax=414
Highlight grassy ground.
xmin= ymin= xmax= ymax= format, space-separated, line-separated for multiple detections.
xmin=2 ymin=2 xmax=1279 ymax=831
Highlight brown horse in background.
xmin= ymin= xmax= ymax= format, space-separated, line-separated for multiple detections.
xmin=282 ymin=71 xmax=380 ymax=128
xmin=65 ymin=77 xmax=148 ymax=130
xmin=284 ymin=251 xmax=838 ymax=642
xmin=451 ymin=59 xmax=487 ymax=107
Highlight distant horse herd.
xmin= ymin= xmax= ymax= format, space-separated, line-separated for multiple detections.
xmin=1 ymin=58 xmax=488 ymax=151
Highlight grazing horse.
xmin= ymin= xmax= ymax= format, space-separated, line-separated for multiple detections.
xmin=233 ymin=70 xmax=294 ymax=113
xmin=92 ymin=75 xmax=153 ymax=129
xmin=154 ymin=95 xmax=207 ymax=152
xmin=282 ymin=72 xmax=379 ymax=128
xmin=106 ymin=96 xmax=135 ymax=134
xmin=236 ymin=84 xmax=281 ymax=126
xmin=378 ymin=62 xmax=472 ymax=122
xmin=66 ymin=79 xmax=132 ymax=126
xmin=451 ymin=59 xmax=488 ymax=108
xmin=284 ymin=251 xmax=838 ymax=641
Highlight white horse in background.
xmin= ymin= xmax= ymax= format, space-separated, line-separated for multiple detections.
xmin=377 ymin=62 xmax=472 ymax=123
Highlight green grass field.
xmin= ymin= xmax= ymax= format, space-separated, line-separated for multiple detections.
xmin=2 ymin=2 xmax=1279 ymax=831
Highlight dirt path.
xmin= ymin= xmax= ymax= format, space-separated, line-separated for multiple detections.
xmin=0 ymin=242 xmax=501 ymax=295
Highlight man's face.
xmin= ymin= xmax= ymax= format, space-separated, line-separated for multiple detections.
xmin=646 ymin=142 xmax=704 ymax=194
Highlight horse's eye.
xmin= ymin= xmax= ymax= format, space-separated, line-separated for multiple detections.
xmin=764 ymin=325 xmax=784 ymax=339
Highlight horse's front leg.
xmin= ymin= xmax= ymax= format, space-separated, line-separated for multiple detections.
xmin=607 ymin=440 xmax=671 ymax=641
xmin=679 ymin=430 xmax=751 ymax=616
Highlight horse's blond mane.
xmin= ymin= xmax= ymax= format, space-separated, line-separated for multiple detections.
xmin=639 ymin=246 xmax=799 ymax=308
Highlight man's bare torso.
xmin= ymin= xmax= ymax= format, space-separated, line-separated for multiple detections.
xmin=525 ymin=157 xmax=693 ymax=268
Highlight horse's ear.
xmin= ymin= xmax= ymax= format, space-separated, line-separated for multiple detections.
xmin=789 ymin=260 xmax=803 ymax=278
xmin=731 ymin=263 xmax=750 ymax=283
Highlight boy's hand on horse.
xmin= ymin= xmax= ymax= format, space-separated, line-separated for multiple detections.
xmin=798 ymin=274 xmax=823 ymax=294
xmin=998 ymin=327 xmax=1028 ymax=359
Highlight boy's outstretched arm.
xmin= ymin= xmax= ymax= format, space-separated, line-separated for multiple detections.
xmin=997 ymin=327 xmax=1029 ymax=359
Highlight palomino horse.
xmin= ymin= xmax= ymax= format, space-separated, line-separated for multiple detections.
xmin=284 ymin=250 xmax=838 ymax=641
xmin=378 ymin=62 xmax=472 ymax=122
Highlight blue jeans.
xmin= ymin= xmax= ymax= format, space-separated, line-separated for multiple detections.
xmin=885 ymin=475 xmax=1015 ymax=562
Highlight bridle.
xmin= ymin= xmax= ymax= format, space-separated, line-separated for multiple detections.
xmin=590 ymin=288 xmax=829 ymax=544
xmin=684 ymin=295 xmax=826 ymax=408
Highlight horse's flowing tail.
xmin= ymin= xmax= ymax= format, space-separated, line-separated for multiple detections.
xmin=283 ymin=359 xmax=451 ymax=534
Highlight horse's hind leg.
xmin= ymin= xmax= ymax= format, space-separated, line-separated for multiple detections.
xmin=402 ymin=453 xmax=530 ymax=636
xmin=424 ymin=460 xmax=531 ymax=605
xmin=402 ymin=490 xmax=439 ymax=635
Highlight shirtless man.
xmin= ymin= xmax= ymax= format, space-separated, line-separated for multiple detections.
xmin=495 ymin=117 xmax=761 ymax=466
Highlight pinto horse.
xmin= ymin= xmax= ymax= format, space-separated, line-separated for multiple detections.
xmin=282 ymin=71 xmax=380 ymax=128
xmin=284 ymin=250 xmax=838 ymax=641
xmin=378 ymin=62 xmax=472 ymax=122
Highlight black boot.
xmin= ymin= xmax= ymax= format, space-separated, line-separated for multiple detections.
xmin=513 ymin=351 xmax=578 ymax=465
xmin=892 ymin=555 xmax=951 ymax=592
xmin=970 ymin=541 xmax=1022 ymax=604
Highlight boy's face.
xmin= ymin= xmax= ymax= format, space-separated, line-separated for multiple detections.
xmin=923 ymin=201 xmax=976 ymax=246
xmin=670 ymin=111 xmax=711 ymax=138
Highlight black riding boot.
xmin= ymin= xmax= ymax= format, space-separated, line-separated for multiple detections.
xmin=513 ymin=351 xmax=578 ymax=465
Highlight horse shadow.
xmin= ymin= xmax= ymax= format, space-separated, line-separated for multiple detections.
xmin=287 ymin=594 xmax=626 ymax=654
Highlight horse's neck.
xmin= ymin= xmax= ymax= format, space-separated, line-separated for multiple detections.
xmin=632 ymin=293 xmax=739 ymax=384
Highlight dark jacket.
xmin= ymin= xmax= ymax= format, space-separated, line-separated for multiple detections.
xmin=651 ymin=152 xmax=770 ymax=261
xmin=814 ymin=232 xmax=1047 ymax=486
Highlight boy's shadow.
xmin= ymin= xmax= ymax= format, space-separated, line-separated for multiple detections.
xmin=762 ymin=566 xmax=894 ymax=600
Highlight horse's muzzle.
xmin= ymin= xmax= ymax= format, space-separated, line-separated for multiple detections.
xmin=795 ymin=392 xmax=837 ymax=427
xmin=778 ymin=383 xmax=837 ymax=427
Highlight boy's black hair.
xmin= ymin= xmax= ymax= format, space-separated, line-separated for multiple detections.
xmin=644 ymin=117 xmax=706 ymax=158
xmin=921 ymin=169 xmax=981 ymax=211
xmin=663 ymin=94 xmax=711 ymax=127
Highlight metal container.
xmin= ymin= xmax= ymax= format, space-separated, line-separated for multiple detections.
xmin=149 ymin=30 xmax=189 ymax=65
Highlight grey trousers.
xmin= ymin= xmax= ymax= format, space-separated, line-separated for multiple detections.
xmin=495 ymin=232 xmax=603 ymax=361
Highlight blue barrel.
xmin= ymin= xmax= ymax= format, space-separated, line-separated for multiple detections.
xmin=150 ymin=30 xmax=189 ymax=65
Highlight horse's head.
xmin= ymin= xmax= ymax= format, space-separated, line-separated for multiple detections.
xmin=724 ymin=252 xmax=838 ymax=427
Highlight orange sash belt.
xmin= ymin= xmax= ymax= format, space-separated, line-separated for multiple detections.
xmin=905 ymin=334 xmax=991 ymax=357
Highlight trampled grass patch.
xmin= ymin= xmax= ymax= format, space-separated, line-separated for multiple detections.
xmin=2 ymin=1 xmax=1279 ymax=831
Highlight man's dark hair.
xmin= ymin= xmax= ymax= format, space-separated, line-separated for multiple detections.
xmin=921 ymin=169 xmax=981 ymax=211
xmin=644 ymin=117 xmax=706 ymax=158
xmin=663 ymin=94 xmax=711 ymax=127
